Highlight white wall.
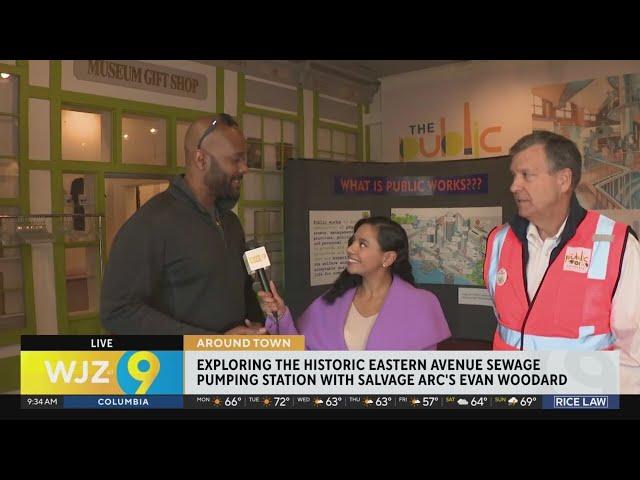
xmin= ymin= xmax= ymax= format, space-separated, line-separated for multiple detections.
xmin=29 ymin=98 xmax=50 ymax=160
xmin=377 ymin=60 xmax=640 ymax=162
xmin=28 ymin=60 xmax=49 ymax=88
xmin=224 ymin=69 xmax=238 ymax=116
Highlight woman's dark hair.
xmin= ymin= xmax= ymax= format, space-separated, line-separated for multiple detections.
xmin=322 ymin=216 xmax=415 ymax=304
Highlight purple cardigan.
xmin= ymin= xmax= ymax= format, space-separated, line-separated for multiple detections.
xmin=265 ymin=276 xmax=451 ymax=350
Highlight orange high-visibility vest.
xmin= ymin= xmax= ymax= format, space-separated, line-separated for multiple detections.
xmin=484 ymin=211 xmax=628 ymax=350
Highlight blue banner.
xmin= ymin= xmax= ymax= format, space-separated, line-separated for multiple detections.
xmin=542 ymin=395 xmax=619 ymax=409
xmin=63 ymin=395 xmax=184 ymax=409
xmin=334 ymin=174 xmax=488 ymax=196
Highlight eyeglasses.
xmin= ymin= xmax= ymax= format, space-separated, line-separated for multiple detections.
xmin=196 ymin=113 xmax=238 ymax=149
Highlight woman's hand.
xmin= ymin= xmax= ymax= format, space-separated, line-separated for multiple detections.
xmin=257 ymin=280 xmax=287 ymax=318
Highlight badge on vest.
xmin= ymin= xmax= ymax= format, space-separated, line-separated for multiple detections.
xmin=496 ymin=268 xmax=507 ymax=286
xmin=563 ymin=247 xmax=591 ymax=273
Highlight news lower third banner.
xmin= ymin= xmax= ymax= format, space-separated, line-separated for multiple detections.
xmin=19 ymin=336 xmax=620 ymax=410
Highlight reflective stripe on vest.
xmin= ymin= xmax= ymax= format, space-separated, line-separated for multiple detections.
xmin=588 ymin=214 xmax=616 ymax=280
xmin=497 ymin=323 xmax=615 ymax=351
xmin=487 ymin=224 xmax=510 ymax=300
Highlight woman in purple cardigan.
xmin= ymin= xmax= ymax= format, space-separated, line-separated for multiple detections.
xmin=258 ymin=216 xmax=451 ymax=350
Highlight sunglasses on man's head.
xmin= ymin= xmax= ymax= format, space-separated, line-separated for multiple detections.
xmin=196 ymin=113 xmax=238 ymax=149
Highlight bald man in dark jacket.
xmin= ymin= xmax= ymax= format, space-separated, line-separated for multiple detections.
xmin=100 ymin=114 xmax=265 ymax=334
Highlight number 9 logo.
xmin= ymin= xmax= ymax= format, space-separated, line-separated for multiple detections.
xmin=117 ymin=351 xmax=161 ymax=394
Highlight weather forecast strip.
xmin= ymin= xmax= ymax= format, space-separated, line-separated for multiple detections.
xmin=181 ymin=394 xmax=618 ymax=410
xmin=19 ymin=394 xmax=620 ymax=410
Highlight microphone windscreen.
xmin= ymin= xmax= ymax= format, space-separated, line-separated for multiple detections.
xmin=243 ymin=245 xmax=271 ymax=274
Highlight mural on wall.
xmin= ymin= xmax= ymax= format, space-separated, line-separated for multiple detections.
xmin=391 ymin=207 xmax=502 ymax=286
xmin=532 ymin=74 xmax=640 ymax=219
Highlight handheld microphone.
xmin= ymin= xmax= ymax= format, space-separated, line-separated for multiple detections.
xmin=243 ymin=241 xmax=279 ymax=329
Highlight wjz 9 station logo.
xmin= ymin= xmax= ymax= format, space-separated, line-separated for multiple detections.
xmin=21 ymin=350 xmax=183 ymax=395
